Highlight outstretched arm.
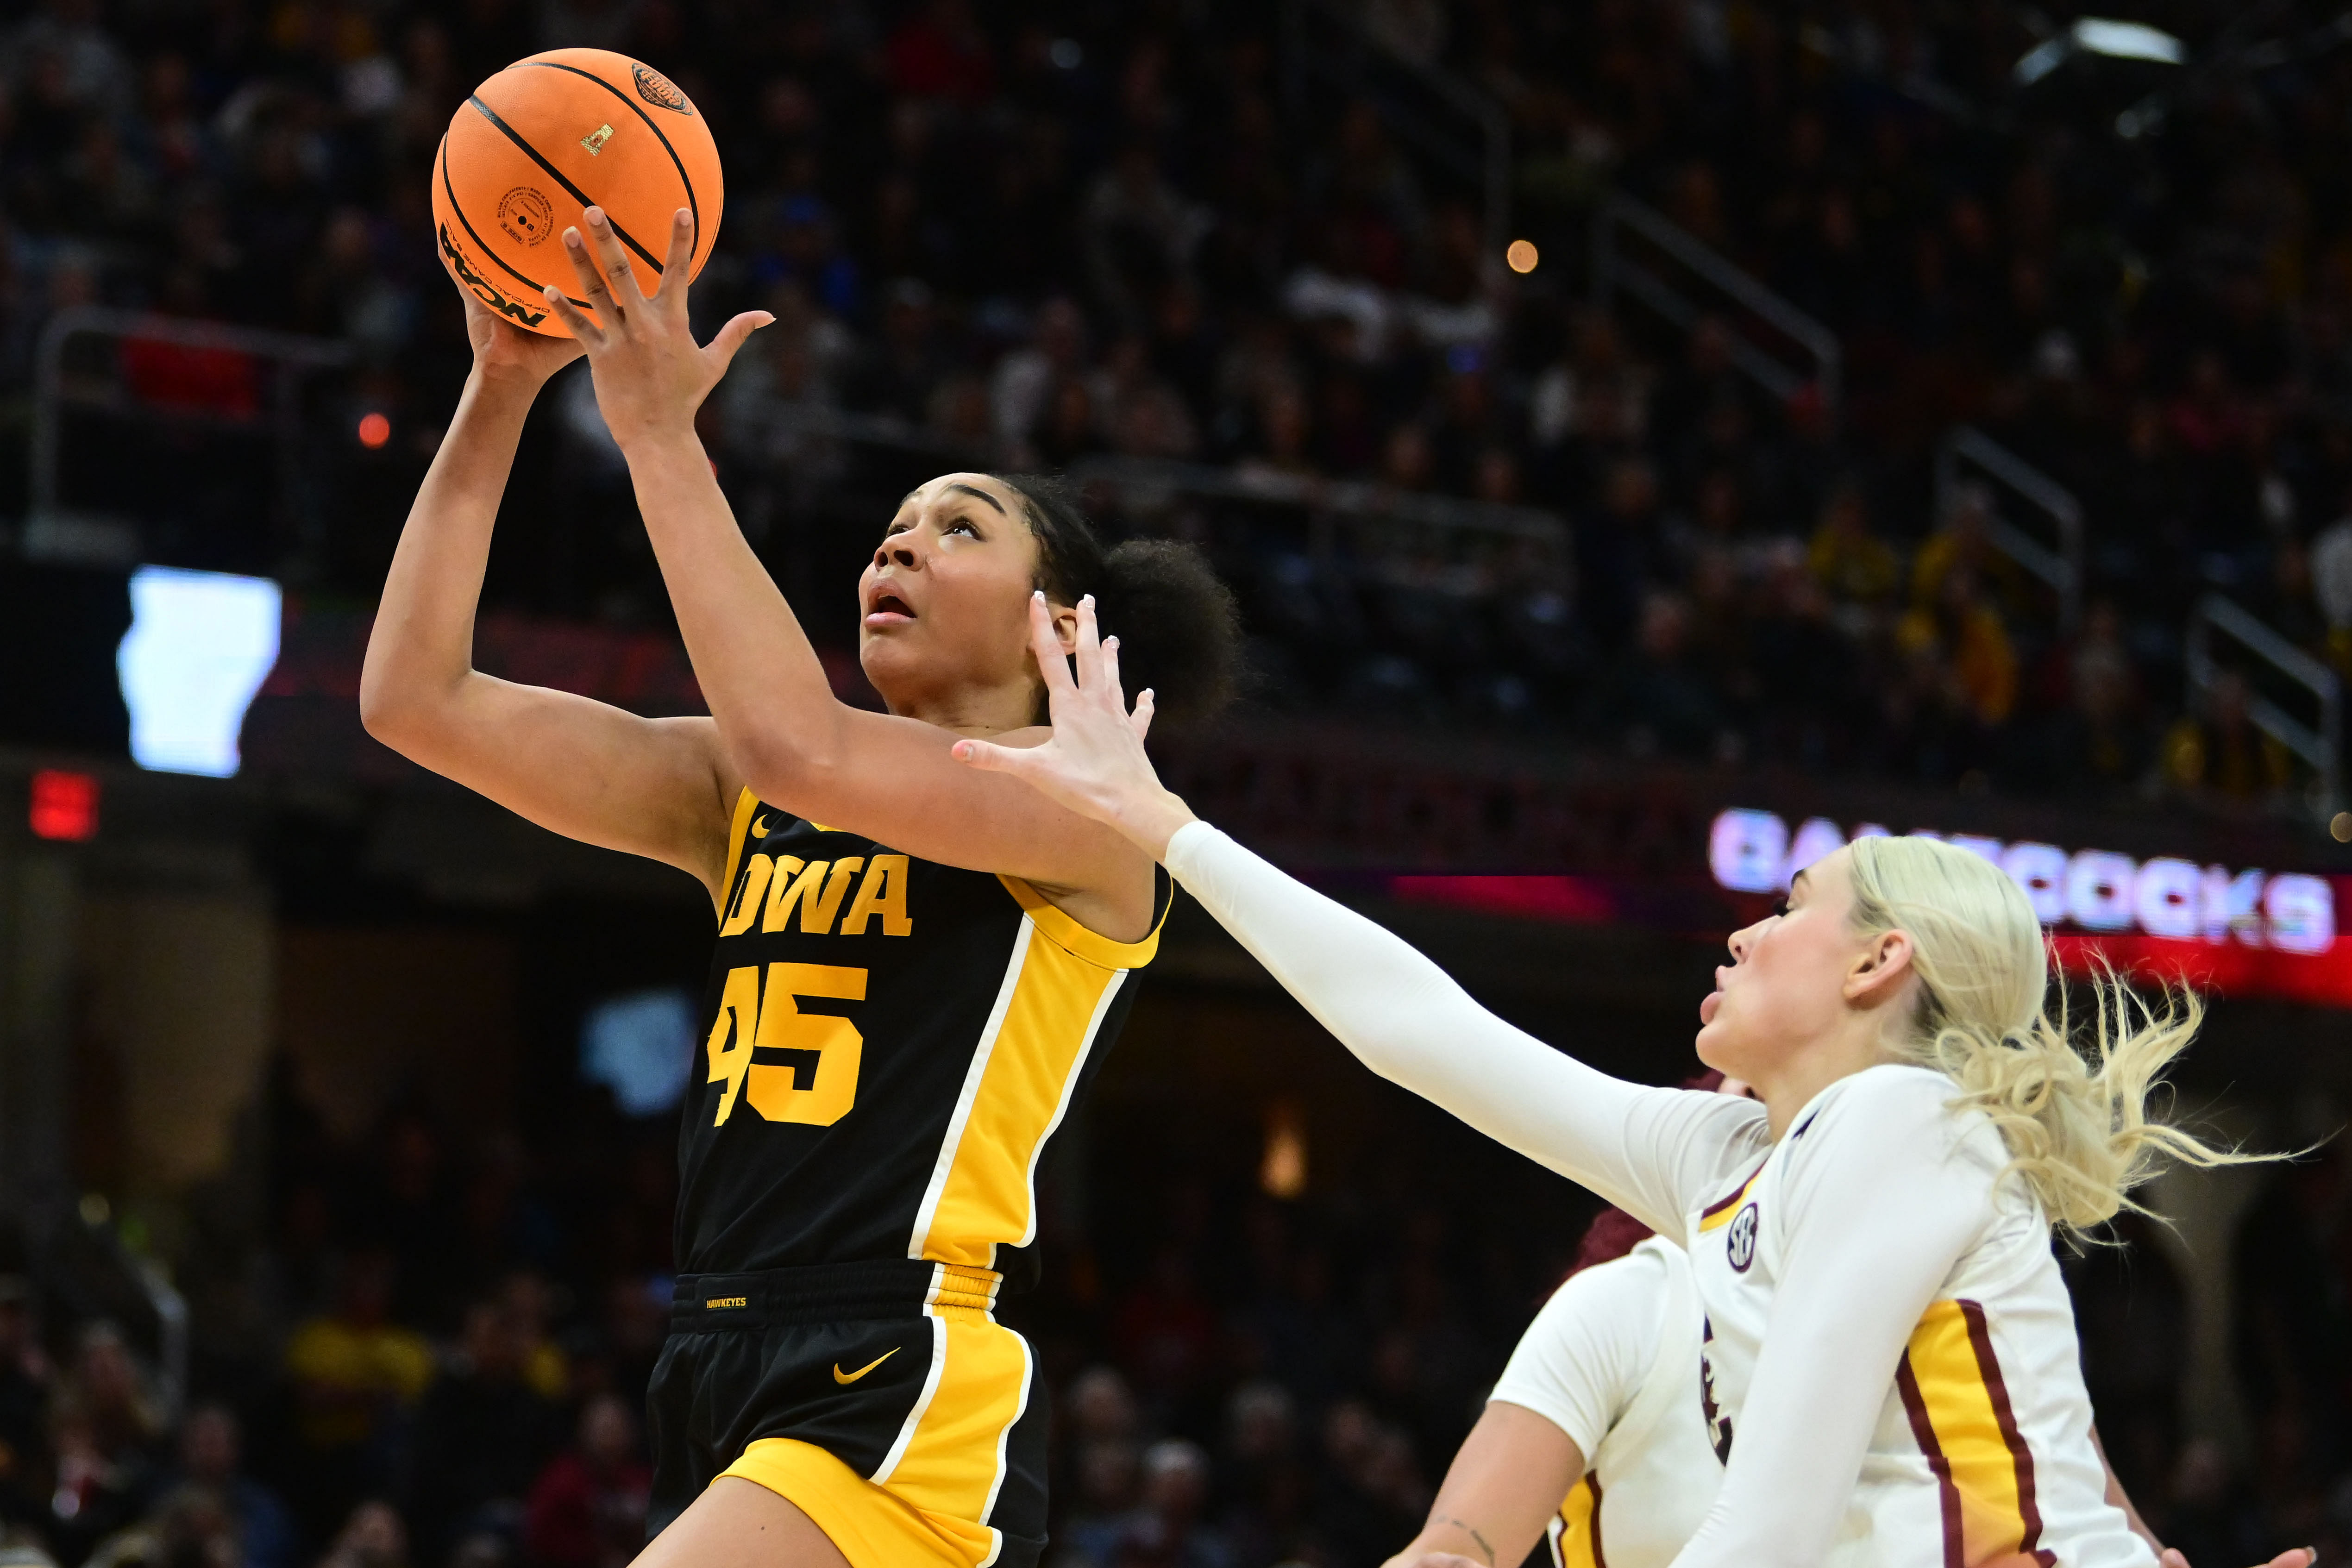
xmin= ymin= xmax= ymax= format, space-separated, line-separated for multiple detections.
xmin=537 ymin=209 xmax=1152 ymax=921
xmin=360 ymin=290 xmax=736 ymax=905
xmin=956 ymin=596 xmax=1764 ymax=1231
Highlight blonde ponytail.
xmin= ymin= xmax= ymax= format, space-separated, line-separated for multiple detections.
xmin=1843 ymin=835 xmax=2263 ymax=1237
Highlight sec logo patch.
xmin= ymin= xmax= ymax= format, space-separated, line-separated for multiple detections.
xmin=1727 ymin=1202 xmax=1759 ymax=1272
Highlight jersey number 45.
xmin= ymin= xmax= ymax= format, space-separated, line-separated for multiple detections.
xmin=704 ymin=963 xmax=866 ymax=1127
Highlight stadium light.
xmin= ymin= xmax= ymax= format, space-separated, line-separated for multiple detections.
xmin=116 ymin=567 xmax=282 ymax=778
xmin=2015 ymin=18 xmax=2185 ymax=86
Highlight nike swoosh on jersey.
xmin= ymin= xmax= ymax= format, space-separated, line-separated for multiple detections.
xmin=833 ymin=1348 xmax=898 ymax=1384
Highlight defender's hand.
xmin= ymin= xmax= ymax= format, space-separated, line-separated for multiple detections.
xmin=952 ymin=593 xmax=1197 ymax=858
xmin=459 ymin=285 xmax=583 ymax=389
xmin=2157 ymin=1549 xmax=2317 ymax=1568
xmin=545 ymin=205 xmax=769 ymax=451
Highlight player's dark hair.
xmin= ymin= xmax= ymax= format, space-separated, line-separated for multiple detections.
xmin=990 ymin=473 xmax=1242 ymax=728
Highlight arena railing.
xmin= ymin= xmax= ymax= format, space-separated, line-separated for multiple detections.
xmin=736 ymin=402 xmax=1573 ymax=562
xmin=1934 ymin=426 xmax=2087 ymax=631
xmin=1280 ymin=0 xmax=1512 ymax=251
xmin=27 ymin=306 xmax=352 ymax=569
xmin=2187 ymin=592 xmax=2344 ymax=816
xmin=1067 ymin=453 xmax=1567 ymax=548
xmin=1591 ymin=193 xmax=1844 ymax=421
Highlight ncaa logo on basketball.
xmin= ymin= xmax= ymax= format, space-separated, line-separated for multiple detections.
xmin=1727 ymin=1202 xmax=1759 ymax=1272
xmin=633 ymin=63 xmax=690 ymax=113
xmin=496 ymin=187 xmax=554 ymax=247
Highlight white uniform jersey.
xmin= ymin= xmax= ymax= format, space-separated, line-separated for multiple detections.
xmin=1682 ymin=1066 xmax=2145 ymax=1568
xmin=1162 ymin=826 xmax=2158 ymax=1568
xmin=1488 ymin=1238 xmax=1720 ymax=1568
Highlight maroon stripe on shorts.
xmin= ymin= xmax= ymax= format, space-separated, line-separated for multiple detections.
xmin=1895 ymin=1355 xmax=1965 ymax=1568
xmin=1590 ymin=1473 xmax=1608 ymax=1568
xmin=1960 ymin=1299 xmax=2057 ymax=1568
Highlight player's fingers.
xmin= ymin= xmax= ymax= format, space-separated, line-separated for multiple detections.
xmin=539 ymin=286 xmax=605 ymax=349
xmin=1099 ymin=633 xmax=1125 ymax=704
xmin=950 ymin=737 xmax=1034 ymax=777
xmin=1029 ymin=592 xmax=1077 ymax=697
xmin=581 ymin=206 xmax=648 ymax=307
xmin=656 ymin=208 xmax=694 ymax=308
xmin=1129 ymin=687 xmax=1156 ymax=741
xmin=706 ymin=311 xmax=775 ymax=374
xmin=1072 ymin=595 xmax=1103 ymax=693
xmin=559 ymin=227 xmax=620 ymax=323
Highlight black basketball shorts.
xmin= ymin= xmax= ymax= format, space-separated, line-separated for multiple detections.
xmin=646 ymin=1260 xmax=1046 ymax=1568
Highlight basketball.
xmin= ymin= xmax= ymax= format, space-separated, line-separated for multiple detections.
xmin=431 ymin=49 xmax=723 ymax=337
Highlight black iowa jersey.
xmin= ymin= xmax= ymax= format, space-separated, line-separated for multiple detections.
xmin=678 ymin=790 xmax=1168 ymax=1286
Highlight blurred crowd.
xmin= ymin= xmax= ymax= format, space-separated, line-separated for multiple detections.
xmin=9 ymin=0 xmax=2352 ymax=810
xmin=0 ymin=1051 xmax=2343 ymax=1568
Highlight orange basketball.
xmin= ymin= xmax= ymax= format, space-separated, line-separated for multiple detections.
xmin=432 ymin=49 xmax=723 ymax=337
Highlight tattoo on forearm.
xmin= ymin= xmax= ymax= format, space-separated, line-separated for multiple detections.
xmin=1436 ymin=1515 xmax=1496 ymax=1565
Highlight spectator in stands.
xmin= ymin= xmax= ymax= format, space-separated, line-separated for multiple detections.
xmin=1895 ymin=567 xmax=2018 ymax=731
xmin=314 ymin=1501 xmax=410 ymax=1568
xmin=1214 ymin=1383 xmax=1305 ymax=1568
xmin=2160 ymin=669 xmax=2297 ymax=809
xmin=1111 ymin=1440 xmax=1233 ymax=1568
xmin=0 ymin=1280 xmax=52 ymax=1532
xmin=47 ymin=1324 xmax=162 ymax=1564
xmin=1582 ymin=590 xmax=1730 ymax=761
xmin=168 ymin=1406 xmax=295 ymax=1568
xmin=282 ymin=1253 xmax=433 ymax=1543
xmin=81 ymin=1484 xmax=238 ymax=1568
xmin=521 ymin=1394 xmax=648 ymax=1568
xmin=405 ymin=1301 xmax=563 ymax=1564
xmin=1806 ymin=479 xmax=1899 ymax=622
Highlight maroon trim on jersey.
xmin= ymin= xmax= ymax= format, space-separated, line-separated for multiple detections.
xmin=1699 ymin=1159 xmax=1768 ymax=1224
xmin=1894 ymin=1356 xmax=1965 ymax=1568
xmin=1961 ymin=1298 xmax=2058 ymax=1568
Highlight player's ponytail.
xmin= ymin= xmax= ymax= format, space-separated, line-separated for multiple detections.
xmin=992 ymin=473 xmax=1243 ymax=727
xmin=1843 ymin=834 xmax=2270 ymax=1238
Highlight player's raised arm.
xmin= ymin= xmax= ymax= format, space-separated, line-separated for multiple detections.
xmin=359 ymin=287 xmax=737 ymax=906
xmin=540 ymin=205 xmax=1220 ymax=938
xmin=957 ymin=596 xmax=1763 ymax=1231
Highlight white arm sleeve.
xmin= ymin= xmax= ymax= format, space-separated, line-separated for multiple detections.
xmin=1672 ymin=1070 xmax=1995 ymax=1568
xmin=1164 ymin=822 xmax=1765 ymax=1235
xmin=1489 ymin=1248 xmax=1667 ymax=1460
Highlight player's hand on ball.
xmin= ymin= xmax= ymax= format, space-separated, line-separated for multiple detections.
xmin=545 ymin=205 xmax=770 ymax=450
xmin=459 ymin=284 xmax=583 ymax=388
xmin=951 ymin=592 xmax=1198 ymax=857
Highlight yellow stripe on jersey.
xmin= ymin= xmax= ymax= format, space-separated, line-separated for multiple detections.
xmin=914 ymin=923 xmax=1131 ymax=1269
xmin=1554 ymin=1474 xmax=1603 ymax=1568
xmin=1895 ymin=1298 xmax=2053 ymax=1568
xmin=1697 ymin=1167 xmax=1763 ymax=1234
xmin=997 ymin=875 xmax=1166 ymax=967
xmin=715 ymin=787 xmax=761 ymax=920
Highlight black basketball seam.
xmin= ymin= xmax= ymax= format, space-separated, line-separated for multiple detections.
xmin=439 ymin=134 xmax=592 ymax=308
xmin=465 ymin=93 xmax=665 ymax=275
xmin=518 ymin=61 xmax=702 ymax=261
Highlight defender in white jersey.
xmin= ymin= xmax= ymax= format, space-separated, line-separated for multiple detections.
xmin=955 ymin=602 xmax=2306 ymax=1568
xmin=1389 ymin=1221 xmax=2247 ymax=1568
xmin=1506 ymin=1239 xmax=1714 ymax=1568
xmin=1381 ymin=1237 xmax=1718 ymax=1568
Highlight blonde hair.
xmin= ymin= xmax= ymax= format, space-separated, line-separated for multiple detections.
xmin=1842 ymin=834 xmax=2262 ymax=1237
